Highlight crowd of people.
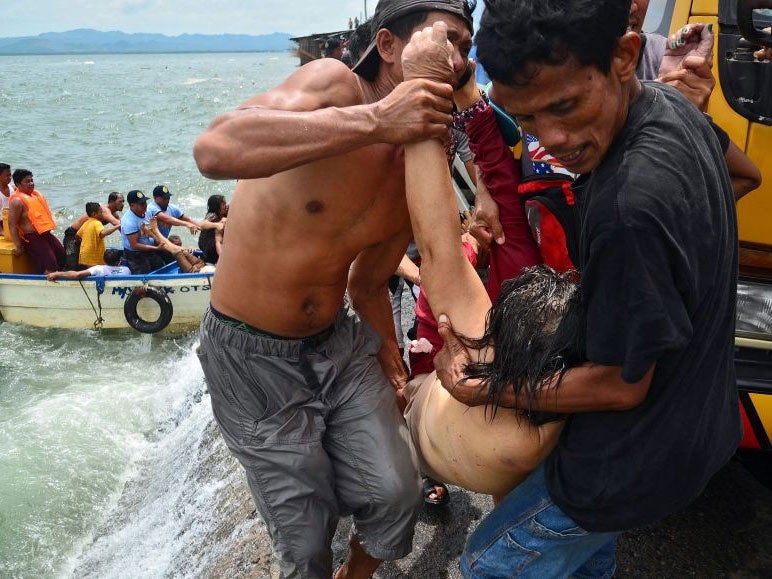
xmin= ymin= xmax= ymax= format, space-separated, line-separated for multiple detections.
xmin=2 ymin=0 xmax=765 ymax=575
xmin=192 ymin=0 xmax=765 ymax=577
xmin=0 ymin=167 xmax=228 ymax=277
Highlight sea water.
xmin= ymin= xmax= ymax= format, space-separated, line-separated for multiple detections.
xmin=0 ymin=52 xmax=297 ymax=577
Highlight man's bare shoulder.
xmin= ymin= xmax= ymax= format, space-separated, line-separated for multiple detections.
xmin=239 ymin=58 xmax=367 ymax=112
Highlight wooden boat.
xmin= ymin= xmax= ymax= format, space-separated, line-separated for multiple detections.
xmin=0 ymin=236 xmax=211 ymax=333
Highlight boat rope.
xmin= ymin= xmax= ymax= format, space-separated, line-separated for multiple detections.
xmin=79 ymin=279 xmax=105 ymax=330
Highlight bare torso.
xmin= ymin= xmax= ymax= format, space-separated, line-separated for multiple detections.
xmin=404 ymin=372 xmax=563 ymax=496
xmin=70 ymin=205 xmax=115 ymax=230
xmin=11 ymin=196 xmax=35 ymax=234
xmin=211 ymin=143 xmax=409 ymax=337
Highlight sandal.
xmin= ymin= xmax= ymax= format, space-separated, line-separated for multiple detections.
xmin=423 ymin=476 xmax=450 ymax=507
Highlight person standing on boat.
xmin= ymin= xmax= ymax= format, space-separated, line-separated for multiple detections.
xmin=7 ymin=169 xmax=65 ymax=274
xmin=193 ymin=0 xmax=474 ymax=576
xmin=120 ymin=189 xmax=167 ymax=274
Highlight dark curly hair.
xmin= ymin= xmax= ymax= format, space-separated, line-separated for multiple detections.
xmin=458 ymin=265 xmax=585 ymax=422
xmin=476 ymin=0 xmax=629 ymax=86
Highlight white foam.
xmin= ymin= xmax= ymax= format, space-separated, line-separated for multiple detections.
xmin=181 ymin=78 xmax=209 ymax=85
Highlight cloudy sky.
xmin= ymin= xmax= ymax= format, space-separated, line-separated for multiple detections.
xmin=3 ymin=0 xmax=486 ymax=38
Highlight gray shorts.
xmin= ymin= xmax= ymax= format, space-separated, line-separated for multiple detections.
xmin=197 ymin=305 xmax=422 ymax=579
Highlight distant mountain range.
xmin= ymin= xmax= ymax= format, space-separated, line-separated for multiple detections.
xmin=0 ymin=29 xmax=294 ymax=55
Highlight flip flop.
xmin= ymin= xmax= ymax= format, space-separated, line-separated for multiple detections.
xmin=423 ymin=476 xmax=450 ymax=507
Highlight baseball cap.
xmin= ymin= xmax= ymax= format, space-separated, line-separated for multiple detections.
xmin=352 ymin=0 xmax=475 ymax=80
xmin=127 ymin=190 xmax=147 ymax=204
xmin=152 ymin=185 xmax=172 ymax=198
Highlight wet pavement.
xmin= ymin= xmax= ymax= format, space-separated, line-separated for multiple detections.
xmin=331 ymin=456 xmax=772 ymax=577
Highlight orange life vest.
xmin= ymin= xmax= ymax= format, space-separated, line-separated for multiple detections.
xmin=10 ymin=190 xmax=56 ymax=237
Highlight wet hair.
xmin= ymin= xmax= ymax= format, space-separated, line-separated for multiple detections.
xmin=85 ymin=202 xmax=101 ymax=216
xmin=457 ymin=265 xmax=585 ymax=421
xmin=476 ymin=0 xmax=629 ymax=86
xmin=0 ymin=163 xmax=9 ymax=174
xmin=206 ymin=194 xmax=226 ymax=217
xmin=12 ymin=169 xmax=32 ymax=185
xmin=103 ymin=248 xmax=122 ymax=266
xmin=107 ymin=191 xmax=122 ymax=203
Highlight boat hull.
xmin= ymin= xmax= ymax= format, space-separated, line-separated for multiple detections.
xmin=0 ymin=272 xmax=213 ymax=332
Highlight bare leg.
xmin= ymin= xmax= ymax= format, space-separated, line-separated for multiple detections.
xmin=144 ymin=217 xmax=181 ymax=255
xmin=144 ymin=217 xmax=206 ymax=272
xmin=334 ymin=536 xmax=382 ymax=579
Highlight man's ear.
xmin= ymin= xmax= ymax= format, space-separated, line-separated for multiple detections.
xmin=376 ymin=28 xmax=400 ymax=64
xmin=613 ymin=31 xmax=642 ymax=82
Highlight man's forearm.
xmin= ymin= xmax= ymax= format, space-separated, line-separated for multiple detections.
xmin=501 ymin=363 xmax=653 ymax=413
xmin=350 ymin=284 xmax=400 ymax=348
xmin=157 ymin=214 xmax=191 ymax=228
xmin=395 ymin=254 xmax=420 ymax=285
xmin=194 ymin=104 xmax=380 ymax=180
xmin=131 ymin=242 xmax=159 ymax=252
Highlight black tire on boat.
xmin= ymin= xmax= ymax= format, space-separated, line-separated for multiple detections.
xmin=124 ymin=286 xmax=173 ymax=334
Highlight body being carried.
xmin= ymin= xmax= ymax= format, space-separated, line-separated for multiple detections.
xmin=404 ymin=369 xmax=561 ymax=496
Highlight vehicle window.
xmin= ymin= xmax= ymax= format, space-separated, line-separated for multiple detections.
xmin=642 ymin=0 xmax=677 ymax=37
xmin=718 ymin=0 xmax=772 ymax=126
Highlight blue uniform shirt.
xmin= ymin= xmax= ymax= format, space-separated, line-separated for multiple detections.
xmin=120 ymin=209 xmax=154 ymax=250
xmin=147 ymin=200 xmax=184 ymax=238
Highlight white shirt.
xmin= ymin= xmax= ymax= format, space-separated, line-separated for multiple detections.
xmin=87 ymin=264 xmax=131 ymax=276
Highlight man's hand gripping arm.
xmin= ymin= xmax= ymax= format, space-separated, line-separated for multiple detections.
xmin=194 ymin=59 xmax=454 ymax=180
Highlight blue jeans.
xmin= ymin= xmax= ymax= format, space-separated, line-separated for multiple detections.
xmin=461 ymin=464 xmax=619 ymax=578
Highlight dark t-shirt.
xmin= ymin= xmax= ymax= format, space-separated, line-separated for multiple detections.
xmin=198 ymin=212 xmax=220 ymax=264
xmin=545 ymin=83 xmax=742 ymax=532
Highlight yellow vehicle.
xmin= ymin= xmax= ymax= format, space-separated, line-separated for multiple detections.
xmin=645 ymin=0 xmax=772 ymax=452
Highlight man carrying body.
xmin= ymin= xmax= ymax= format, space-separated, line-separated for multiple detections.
xmin=193 ymin=1 xmax=474 ymax=576
xmin=424 ymin=0 xmax=741 ymax=575
xmin=7 ymin=169 xmax=65 ymax=274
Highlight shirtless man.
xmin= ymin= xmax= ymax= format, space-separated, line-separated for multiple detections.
xmin=69 ymin=192 xmax=124 ymax=230
xmin=192 ymin=1 xmax=474 ymax=577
